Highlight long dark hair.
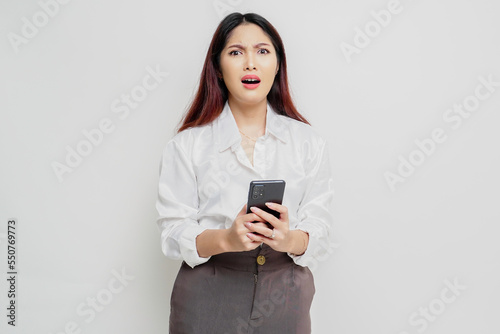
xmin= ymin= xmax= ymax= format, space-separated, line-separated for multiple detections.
xmin=177 ymin=12 xmax=309 ymax=133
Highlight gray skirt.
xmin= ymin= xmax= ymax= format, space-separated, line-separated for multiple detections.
xmin=169 ymin=244 xmax=315 ymax=334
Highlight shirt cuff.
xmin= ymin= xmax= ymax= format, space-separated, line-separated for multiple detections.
xmin=287 ymin=227 xmax=332 ymax=270
xmin=179 ymin=224 xmax=211 ymax=268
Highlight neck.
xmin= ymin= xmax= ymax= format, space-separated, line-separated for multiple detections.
xmin=228 ymin=97 xmax=267 ymax=136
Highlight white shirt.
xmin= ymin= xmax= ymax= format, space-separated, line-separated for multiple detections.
xmin=155 ymin=101 xmax=335 ymax=268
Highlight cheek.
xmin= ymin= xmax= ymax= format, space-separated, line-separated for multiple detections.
xmin=220 ymin=66 xmax=236 ymax=86
xmin=222 ymin=64 xmax=243 ymax=82
xmin=222 ymin=78 xmax=236 ymax=94
xmin=220 ymin=57 xmax=236 ymax=75
xmin=261 ymin=59 xmax=278 ymax=78
xmin=262 ymin=66 xmax=278 ymax=85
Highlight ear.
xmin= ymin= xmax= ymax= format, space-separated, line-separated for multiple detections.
xmin=275 ymin=66 xmax=279 ymax=75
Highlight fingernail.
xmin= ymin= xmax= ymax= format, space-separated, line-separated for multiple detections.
xmin=265 ymin=202 xmax=274 ymax=207
xmin=244 ymin=222 xmax=251 ymax=228
xmin=250 ymin=206 xmax=258 ymax=212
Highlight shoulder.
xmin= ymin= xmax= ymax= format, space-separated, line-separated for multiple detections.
xmin=277 ymin=113 xmax=328 ymax=148
xmin=274 ymin=112 xmax=330 ymax=169
xmin=166 ymin=123 xmax=213 ymax=155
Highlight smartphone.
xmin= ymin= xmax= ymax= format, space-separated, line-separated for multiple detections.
xmin=246 ymin=180 xmax=286 ymax=225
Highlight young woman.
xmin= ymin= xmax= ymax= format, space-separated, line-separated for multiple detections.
xmin=156 ymin=12 xmax=334 ymax=334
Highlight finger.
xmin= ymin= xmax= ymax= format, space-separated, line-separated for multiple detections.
xmin=246 ymin=231 xmax=269 ymax=243
xmin=245 ymin=222 xmax=273 ymax=237
xmin=265 ymin=202 xmax=288 ymax=223
xmin=244 ymin=237 xmax=262 ymax=247
xmin=249 ymin=206 xmax=281 ymax=228
xmin=243 ymin=212 xmax=265 ymax=223
xmin=252 ymin=222 xmax=269 ymax=229
xmin=237 ymin=203 xmax=247 ymax=216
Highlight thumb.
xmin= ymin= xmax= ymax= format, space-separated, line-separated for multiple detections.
xmin=237 ymin=203 xmax=247 ymax=216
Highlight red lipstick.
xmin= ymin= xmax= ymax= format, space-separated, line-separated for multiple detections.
xmin=241 ymin=74 xmax=261 ymax=89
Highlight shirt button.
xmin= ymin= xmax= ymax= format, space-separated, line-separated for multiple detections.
xmin=256 ymin=255 xmax=266 ymax=265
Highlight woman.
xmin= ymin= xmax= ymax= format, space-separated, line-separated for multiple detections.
xmin=156 ymin=12 xmax=334 ymax=333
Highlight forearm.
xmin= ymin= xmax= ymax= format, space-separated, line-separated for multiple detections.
xmin=196 ymin=227 xmax=309 ymax=258
xmin=287 ymin=230 xmax=309 ymax=256
xmin=196 ymin=229 xmax=230 ymax=258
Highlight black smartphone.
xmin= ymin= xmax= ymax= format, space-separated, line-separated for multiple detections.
xmin=246 ymin=180 xmax=286 ymax=226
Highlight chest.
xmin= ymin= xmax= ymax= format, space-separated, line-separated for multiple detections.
xmin=192 ymin=138 xmax=308 ymax=216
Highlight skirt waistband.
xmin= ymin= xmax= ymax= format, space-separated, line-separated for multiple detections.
xmin=209 ymin=244 xmax=293 ymax=272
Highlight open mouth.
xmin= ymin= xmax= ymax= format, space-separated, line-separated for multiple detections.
xmin=241 ymin=78 xmax=261 ymax=84
xmin=241 ymin=75 xmax=261 ymax=89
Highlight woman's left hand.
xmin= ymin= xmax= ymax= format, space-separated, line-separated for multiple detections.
xmin=244 ymin=202 xmax=293 ymax=252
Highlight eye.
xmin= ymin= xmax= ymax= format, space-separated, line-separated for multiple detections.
xmin=229 ymin=50 xmax=242 ymax=56
xmin=258 ymin=49 xmax=270 ymax=54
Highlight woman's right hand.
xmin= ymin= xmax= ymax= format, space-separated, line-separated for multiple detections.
xmin=224 ymin=204 xmax=267 ymax=252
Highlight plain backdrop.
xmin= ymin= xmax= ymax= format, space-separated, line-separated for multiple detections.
xmin=1 ymin=0 xmax=499 ymax=333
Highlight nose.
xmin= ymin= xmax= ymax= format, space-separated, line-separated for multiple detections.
xmin=244 ymin=53 xmax=256 ymax=70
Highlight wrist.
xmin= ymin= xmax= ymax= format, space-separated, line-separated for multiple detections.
xmin=196 ymin=228 xmax=231 ymax=258
xmin=219 ymin=228 xmax=231 ymax=253
xmin=288 ymin=230 xmax=308 ymax=256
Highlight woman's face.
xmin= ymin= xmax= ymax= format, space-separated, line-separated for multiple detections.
xmin=219 ymin=23 xmax=279 ymax=106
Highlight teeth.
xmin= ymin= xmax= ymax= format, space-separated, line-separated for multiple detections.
xmin=243 ymin=79 xmax=259 ymax=83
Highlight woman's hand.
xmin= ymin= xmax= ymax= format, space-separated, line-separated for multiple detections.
xmin=197 ymin=204 xmax=281 ymax=257
xmin=223 ymin=204 xmax=268 ymax=252
xmin=244 ymin=202 xmax=309 ymax=255
xmin=197 ymin=203 xmax=308 ymax=257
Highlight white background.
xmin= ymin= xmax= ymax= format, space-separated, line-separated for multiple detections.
xmin=1 ymin=0 xmax=499 ymax=333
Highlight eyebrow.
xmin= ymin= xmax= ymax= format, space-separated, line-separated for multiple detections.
xmin=226 ymin=42 xmax=271 ymax=49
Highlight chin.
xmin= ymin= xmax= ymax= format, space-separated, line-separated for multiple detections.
xmin=244 ymin=90 xmax=273 ymax=102
xmin=237 ymin=96 xmax=268 ymax=106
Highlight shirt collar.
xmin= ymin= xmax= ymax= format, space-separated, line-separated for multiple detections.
xmin=215 ymin=100 xmax=288 ymax=152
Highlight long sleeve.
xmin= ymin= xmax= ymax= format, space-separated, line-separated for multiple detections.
xmin=155 ymin=138 xmax=210 ymax=268
xmin=289 ymin=139 xmax=335 ymax=268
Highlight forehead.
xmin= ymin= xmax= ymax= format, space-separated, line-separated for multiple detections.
xmin=225 ymin=23 xmax=274 ymax=47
